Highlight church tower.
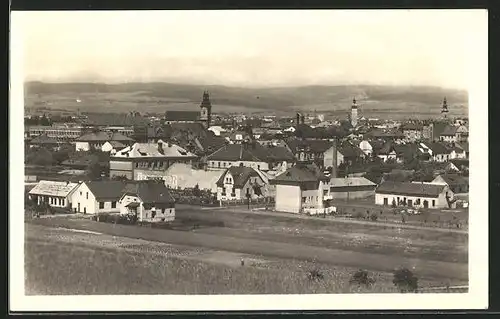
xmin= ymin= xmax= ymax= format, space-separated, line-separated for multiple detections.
xmin=350 ymin=97 xmax=358 ymax=128
xmin=441 ymin=96 xmax=449 ymax=119
xmin=199 ymin=91 xmax=212 ymax=128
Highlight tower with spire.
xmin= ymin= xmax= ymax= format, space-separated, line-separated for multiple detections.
xmin=350 ymin=97 xmax=358 ymax=128
xmin=441 ymin=97 xmax=449 ymax=119
xmin=199 ymin=91 xmax=212 ymax=128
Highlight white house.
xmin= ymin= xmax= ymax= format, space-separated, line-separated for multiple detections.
xmin=71 ymin=180 xmax=127 ymax=215
xmin=270 ymin=163 xmax=332 ymax=215
xmin=358 ymin=140 xmax=374 ymax=156
xmin=28 ymin=180 xmax=79 ymax=209
xmin=216 ymin=166 xmax=267 ymax=201
xmin=101 ymin=141 xmax=126 ymax=154
xmin=119 ymin=181 xmax=176 ymax=222
xmin=375 ymin=181 xmax=454 ymax=209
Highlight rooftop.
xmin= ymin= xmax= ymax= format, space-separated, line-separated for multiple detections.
xmin=28 ymin=180 xmax=79 ymax=197
xmin=113 ymin=140 xmax=197 ymax=159
xmin=330 ymin=177 xmax=376 ymax=187
xmin=216 ymin=166 xmax=261 ymax=188
xmin=376 ymin=181 xmax=447 ymax=198
xmin=272 ymin=163 xmax=328 ymax=185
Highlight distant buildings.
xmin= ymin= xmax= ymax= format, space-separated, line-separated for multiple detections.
xmin=109 ymin=140 xmax=197 ymax=180
xmin=74 ymin=131 xmax=135 ymax=152
xmin=26 ymin=125 xmax=84 ymax=141
xmin=329 ymin=177 xmax=376 ymax=200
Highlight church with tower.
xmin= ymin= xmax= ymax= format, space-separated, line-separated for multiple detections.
xmin=164 ymin=91 xmax=213 ymax=128
xmin=349 ymin=97 xmax=359 ymax=128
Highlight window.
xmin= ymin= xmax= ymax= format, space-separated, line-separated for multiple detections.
xmin=86 ymin=192 xmax=88 ymax=199
xmin=218 ymin=162 xmax=221 ymax=168
xmin=432 ymin=200 xmax=435 ymax=207
xmin=80 ymin=191 xmax=82 ymax=196
xmin=99 ymin=202 xmax=105 ymax=209
xmin=302 ymin=197 xmax=306 ymax=203
xmin=111 ymin=201 xmax=116 ymax=208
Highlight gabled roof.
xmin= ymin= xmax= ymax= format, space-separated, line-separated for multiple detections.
xmin=271 ymin=163 xmax=328 ymax=184
xmin=285 ymin=138 xmax=333 ymax=154
xmin=338 ymin=142 xmax=365 ymax=157
xmin=434 ymin=174 xmax=468 ymax=186
xmin=165 ymin=163 xmax=224 ymax=192
xmin=429 ymin=142 xmax=452 ymax=155
xmin=431 ymin=121 xmax=449 ymax=138
xmin=449 ymin=159 xmax=469 ymax=168
xmin=216 ymin=166 xmax=262 ymax=188
xmin=207 ymin=143 xmax=294 ymax=162
xmin=376 ymin=181 xmax=447 ymax=198
xmin=122 ymin=181 xmax=175 ymax=204
xmin=29 ymin=180 xmax=79 ymax=197
xmin=107 ymin=140 xmax=126 ymax=149
xmin=440 ymin=125 xmax=458 ymax=136
xmin=330 ymin=177 xmax=376 ymax=187
xmin=85 ymin=180 xmax=127 ymax=200
xmin=113 ymin=140 xmax=197 ymax=158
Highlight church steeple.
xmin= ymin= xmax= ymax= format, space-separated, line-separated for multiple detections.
xmin=350 ymin=97 xmax=358 ymax=128
xmin=441 ymin=96 xmax=449 ymax=118
xmin=199 ymin=91 xmax=212 ymax=128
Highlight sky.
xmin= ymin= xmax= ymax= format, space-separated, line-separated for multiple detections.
xmin=14 ymin=10 xmax=486 ymax=89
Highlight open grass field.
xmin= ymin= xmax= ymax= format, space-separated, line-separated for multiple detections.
xmin=25 ymin=224 xmax=455 ymax=295
xmin=26 ymin=203 xmax=467 ymax=295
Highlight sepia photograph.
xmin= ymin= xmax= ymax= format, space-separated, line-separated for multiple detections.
xmin=9 ymin=9 xmax=488 ymax=312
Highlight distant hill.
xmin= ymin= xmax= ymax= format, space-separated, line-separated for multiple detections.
xmin=24 ymin=81 xmax=469 ymax=118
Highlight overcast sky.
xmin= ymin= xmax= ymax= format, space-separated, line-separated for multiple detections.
xmin=15 ymin=10 xmax=486 ymax=89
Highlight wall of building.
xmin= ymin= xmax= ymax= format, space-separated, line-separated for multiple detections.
xmin=75 ymin=141 xmax=90 ymax=151
xmin=323 ymin=147 xmax=342 ymax=168
xmin=374 ymin=190 xmax=452 ymax=209
xmin=275 ymin=184 xmax=301 ymax=213
xmin=119 ymin=195 xmax=144 ymax=219
xmin=71 ymin=183 xmax=98 ymax=214
xmin=329 ymin=186 xmax=375 ymax=200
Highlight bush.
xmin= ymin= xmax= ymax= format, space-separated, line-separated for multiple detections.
xmin=307 ymin=269 xmax=324 ymax=282
xmin=349 ymin=269 xmax=375 ymax=287
xmin=393 ymin=268 xmax=419 ymax=293
xmin=352 ymin=211 xmax=365 ymax=219
xmin=370 ymin=213 xmax=378 ymax=221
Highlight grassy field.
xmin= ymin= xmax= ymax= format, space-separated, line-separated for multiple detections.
xmin=25 ymin=224 xmax=452 ymax=295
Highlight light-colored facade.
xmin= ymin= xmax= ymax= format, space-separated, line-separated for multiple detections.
xmin=28 ymin=180 xmax=79 ymax=209
xmin=274 ymin=181 xmax=330 ymax=214
xmin=358 ymin=140 xmax=373 ymax=156
xmin=70 ymin=182 xmax=120 ymax=215
xmin=375 ymin=183 xmax=454 ymax=209
xmin=119 ymin=194 xmax=175 ymax=222
xmin=216 ymin=170 xmax=266 ymax=201
xmin=27 ymin=125 xmax=83 ymax=140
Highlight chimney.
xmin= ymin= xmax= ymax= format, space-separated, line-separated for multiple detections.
xmin=331 ymin=138 xmax=338 ymax=178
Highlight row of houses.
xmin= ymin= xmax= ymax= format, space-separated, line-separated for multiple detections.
xmin=28 ymin=180 xmax=175 ymax=222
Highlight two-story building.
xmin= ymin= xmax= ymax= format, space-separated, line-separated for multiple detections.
xmin=270 ymin=163 xmax=332 ymax=215
xmin=109 ymin=140 xmax=198 ymax=180
xmin=119 ymin=181 xmax=176 ymax=222
xmin=215 ymin=166 xmax=267 ymax=201
xmin=71 ymin=180 xmax=126 ymax=214
xmin=439 ymin=125 xmax=469 ymax=143
xmin=206 ymin=141 xmax=294 ymax=172
xmin=400 ymin=123 xmax=424 ymax=142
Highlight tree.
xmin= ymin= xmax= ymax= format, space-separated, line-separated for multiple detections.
xmin=393 ymin=268 xmax=419 ymax=293
xmin=350 ymin=269 xmax=375 ymax=287
xmin=111 ymin=175 xmax=129 ymax=181
xmin=391 ymin=198 xmax=397 ymax=208
xmin=86 ymin=161 xmax=103 ymax=179
xmin=193 ymin=183 xmax=201 ymax=197
xmin=27 ymin=147 xmax=54 ymax=166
